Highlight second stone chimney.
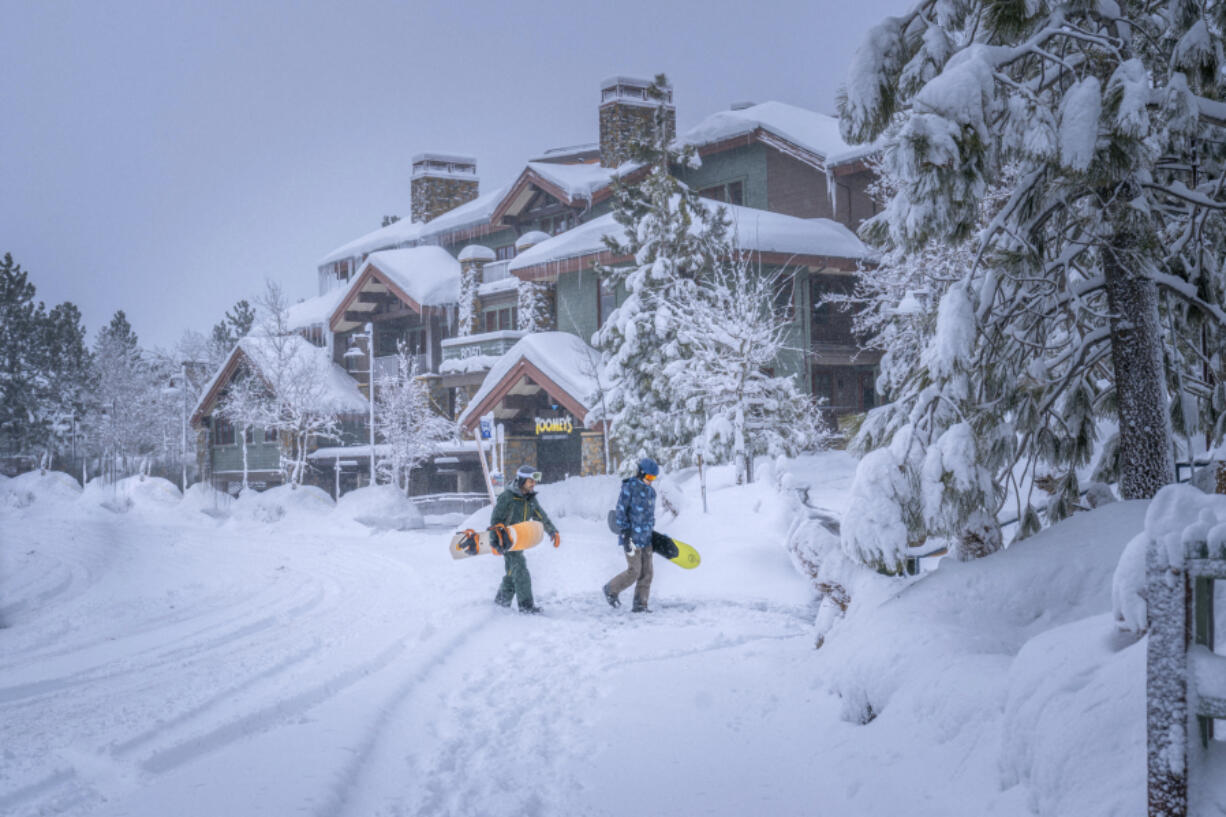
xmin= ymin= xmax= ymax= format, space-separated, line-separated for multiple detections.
xmin=599 ymin=76 xmax=675 ymax=168
xmin=411 ymin=153 xmax=479 ymax=223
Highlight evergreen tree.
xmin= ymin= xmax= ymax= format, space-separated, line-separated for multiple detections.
xmin=88 ymin=310 xmax=152 ymax=480
xmin=839 ymin=0 xmax=1226 ymax=507
xmin=34 ymin=301 xmax=92 ymax=468
xmin=209 ymin=299 xmax=256 ymax=367
xmin=0 ymin=253 xmax=44 ymax=458
xmin=595 ymin=73 xmax=732 ymax=469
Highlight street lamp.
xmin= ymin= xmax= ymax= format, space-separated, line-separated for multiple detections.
xmin=344 ymin=322 xmax=377 ymax=485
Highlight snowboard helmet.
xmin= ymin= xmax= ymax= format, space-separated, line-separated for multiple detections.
xmin=515 ymin=464 xmax=542 ymax=487
xmin=636 ymin=457 xmax=660 ymax=480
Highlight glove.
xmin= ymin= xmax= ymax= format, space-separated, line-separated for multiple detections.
xmin=620 ymin=532 xmax=634 ymax=556
xmin=552 ymin=531 xmax=561 ymax=548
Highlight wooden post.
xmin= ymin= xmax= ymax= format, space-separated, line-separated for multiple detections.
xmin=1147 ymin=538 xmax=1188 ymax=817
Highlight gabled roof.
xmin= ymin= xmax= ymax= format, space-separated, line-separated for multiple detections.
xmin=316 ymin=186 xmax=508 ymax=268
xmin=457 ymin=332 xmax=603 ymax=432
xmin=678 ymin=101 xmax=872 ymax=169
xmin=191 ymin=334 xmax=367 ymax=425
xmin=330 ymin=246 xmax=460 ymax=332
xmin=490 ymin=162 xmax=644 ymax=224
xmin=507 ymin=201 xmax=870 ymax=280
xmin=287 ymin=288 xmax=348 ymax=330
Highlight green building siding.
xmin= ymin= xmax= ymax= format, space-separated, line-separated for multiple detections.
xmin=556 ymin=266 xmax=601 ymax=343
xmin=674 ymin=144 xmax=769 ymax=210
xmin=210 ymin=433 xmax=281 ymax=474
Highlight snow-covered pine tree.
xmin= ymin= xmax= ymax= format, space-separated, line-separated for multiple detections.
xmin=374 ymin=342 xmax=454 ymax=491
xmin=839 ymin=0 xmax=1226 ymax=503
xmin=88 ymin=311 xmax=154 ymax=481
xmin=670 ymin=250 xmax=826 ymax=485
xmin=594 ymin=73 xmax=732 ymax=469
xmin=0 ymin=253 xmax=46 ymax=459
xmin=34 ymin=301 xmax=93 ymax=470
xmin=517 ymin=280 xmax=551 ymax=333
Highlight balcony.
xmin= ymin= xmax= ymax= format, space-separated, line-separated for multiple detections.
xmin=440 ymin=330 xmax=525 ymax=374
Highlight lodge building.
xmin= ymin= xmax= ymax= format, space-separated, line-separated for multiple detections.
xmin=192 ymin=77 xmax=880 ymax=497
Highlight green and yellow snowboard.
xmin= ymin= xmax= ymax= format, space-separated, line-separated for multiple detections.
xmin=606 ymin=511 xmax=700 ymax=569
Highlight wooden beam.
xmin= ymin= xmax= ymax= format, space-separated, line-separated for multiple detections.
xmin=344 ymin=310 xmax=373 ymax=324
xmin=358 ymin=292 xmax=397 ymax=304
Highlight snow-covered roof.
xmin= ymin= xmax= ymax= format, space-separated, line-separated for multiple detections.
xmin=526 ymin=161 xmax=620 ymax=202
xmin=508 ymin=202 xmax=868 ymax=273
xmin=287 ymin=288 xmax=347 ymax=330
xmin=457 ymin=244 xmax=496 ymax=263
xmin=458 ymin=332 xmax=602 ymax=427
xmin=192 ymin=333 xmax=368 ymax=422
xmin=679 ymin=101 xmax=859 ymax=165
xmin=515 ymin=230 xmax=552 ymax=251
xmin=362 ymin=246 xmax=461 ymax=307
xmin=316 ymin=186 xmax=508 ymax=268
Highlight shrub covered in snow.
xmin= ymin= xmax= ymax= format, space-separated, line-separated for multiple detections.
xmin=230 ymin=484 xmax=334 ymax=524
xmin=3 ymin=469 xmax=82 ymax=509
xmin=335 ymin=485 xmax=425 ymax=531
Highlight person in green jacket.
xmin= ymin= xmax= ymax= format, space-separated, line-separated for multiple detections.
xmin=491 ymin=464 xmax=560 ymax=614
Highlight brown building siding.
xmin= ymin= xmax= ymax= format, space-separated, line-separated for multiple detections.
xmin=766 ymin=150 xmax=832 ymax=220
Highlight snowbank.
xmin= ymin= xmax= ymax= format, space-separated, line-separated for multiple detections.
xmin=534 ymin=473 xmax=622 ymax=522
xmin=181 ymin=482 xmax=235 ymax=518
xmin=81 ymin=475 xmax=182 ymax=513
xmin=2 ymin=469 xmax=82 ymax=509
xmin=334 ymin=485 xmax=425 ymax=531
xmin=229 ymin=484 xmax=335 ymax=524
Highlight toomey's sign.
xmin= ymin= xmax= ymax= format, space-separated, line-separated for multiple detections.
xmin=535 ymin=416 xmax=575 ymax=436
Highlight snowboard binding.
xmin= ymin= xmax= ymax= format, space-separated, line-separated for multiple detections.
xmin=458 ymin=529 xmax=480 ymax=556
xmin=489 ymin=523 xmax=512 ymax=555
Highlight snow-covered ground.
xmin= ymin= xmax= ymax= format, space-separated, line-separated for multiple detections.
xmin=1 ymin=456 xmax=1221 ymax=816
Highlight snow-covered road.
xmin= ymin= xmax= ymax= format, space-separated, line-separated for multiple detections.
xmin=1 ymin=479 xmax=854 ymax=817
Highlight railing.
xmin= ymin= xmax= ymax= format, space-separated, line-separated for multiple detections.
xmin=481 ymin=259 xmax=513 ymax=283
xmin=373 ymin=353 xmax=430 ymax=379
xmin=412 ymin=492 xmax=489 ymax=517
xmin=1147 ymin=526 xmax=1226 ymax=815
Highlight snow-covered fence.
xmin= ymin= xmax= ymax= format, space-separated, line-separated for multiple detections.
xmin=411 ymin=492 xmax=488 ymax=517
xmin=1141 ymin=485 xmax=1226 ymax=816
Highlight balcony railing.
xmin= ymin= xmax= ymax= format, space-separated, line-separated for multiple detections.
xmin=481 ymin=259 xmax=513 ymax=283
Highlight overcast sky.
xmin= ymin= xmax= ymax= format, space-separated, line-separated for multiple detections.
xmin=2 ymin=0 xmax=909 ymax=351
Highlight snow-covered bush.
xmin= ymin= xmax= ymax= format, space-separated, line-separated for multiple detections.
xmin=181 ymin=482 xmax=234 ymax=518
xmin=230 ymin=484 xmax=334 ymax=524
xmin=335 ymin=484 xmax=425 ymax=531
xmin=3 ymin=469 xmax=82 ymax=509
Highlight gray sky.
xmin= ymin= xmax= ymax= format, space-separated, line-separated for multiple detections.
xmin=1 ymin=0 xmax=909 ymax=351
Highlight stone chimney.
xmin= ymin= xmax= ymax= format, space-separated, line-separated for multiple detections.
xmin=411 ymin=153 xmax=479 ymax=223
xmin=457 ymin=244 xmax=496 ymax=336
xmin=599 ymin=76 xmax=675 ymax=168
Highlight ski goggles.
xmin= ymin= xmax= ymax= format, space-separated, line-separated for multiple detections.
xmin=519 ymin=471 xmax=543 ymax=482
xmin=643 ymin=473 xmax=657 ymax=483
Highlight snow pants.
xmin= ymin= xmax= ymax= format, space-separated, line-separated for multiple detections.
xmin=494 ymin=551 xmax=534 ymax=610
xmin=607 ymin=544 xmax=654 ymax=609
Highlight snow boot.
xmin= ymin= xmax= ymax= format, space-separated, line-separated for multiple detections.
xmin=631 ymin=604 xmax=653 ymax=613
xmin=519 ymin=604 xmax=544 ymax=615
xmin=602 ymin=584 xmax=621 ymax=608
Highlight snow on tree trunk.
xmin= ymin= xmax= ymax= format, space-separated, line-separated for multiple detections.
xmin=1146 ymin=538 xmax=1188 ymax=817
xmin=1104 ymin=241 xmax=1176 ymax=499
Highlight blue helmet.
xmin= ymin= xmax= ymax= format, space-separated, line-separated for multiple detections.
xmin=637 ymin=457 xmax=659 ymax=477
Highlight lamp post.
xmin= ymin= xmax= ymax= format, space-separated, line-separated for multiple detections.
xmin=344 ymin=323 xmax=377 ymax=486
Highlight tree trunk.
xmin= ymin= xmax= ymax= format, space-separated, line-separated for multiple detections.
xmin=1103 ymin=235 xmax=1175 ymax=499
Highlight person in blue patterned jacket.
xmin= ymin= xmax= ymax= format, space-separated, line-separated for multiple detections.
xmin=602 ymin=457 xmax=659 ymax=612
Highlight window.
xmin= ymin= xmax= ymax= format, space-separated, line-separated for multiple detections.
xmin=483 ymin=306 xmax=517 ymax=332
xmin=244 ymin=426 xmax=254 ymax=445
xmin=598 ymin=276 xmax=617 ymax=327
xmin=264 ymin=427 xmax=278 ymax=443
xmin=496 ymin=244 xmax=516 ymax=261
xmin=699 ymin=181 xmax=745 ymax=206
xmin=812 ymin=369 xmax=834 ymax=405
xmin=214 ymin=418 xmax=235 ymax=446
xmin=772 ymin=274 xmax=795 ymax=320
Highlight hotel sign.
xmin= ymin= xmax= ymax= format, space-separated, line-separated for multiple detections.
xmin=535 ymin=416 xmax=575 ymax=436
